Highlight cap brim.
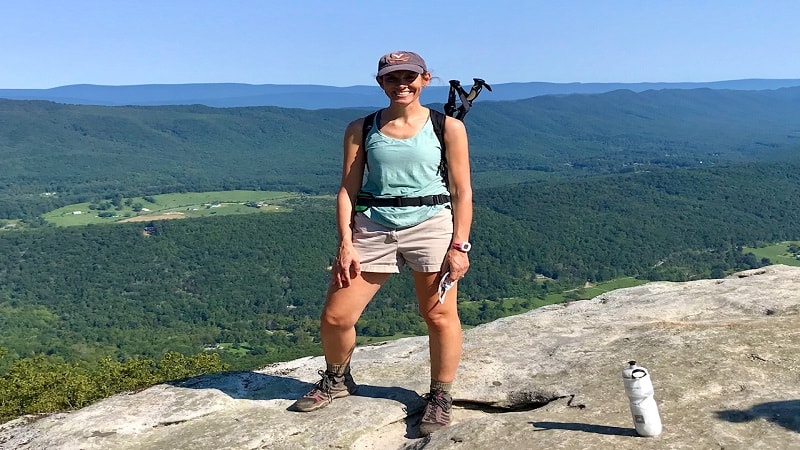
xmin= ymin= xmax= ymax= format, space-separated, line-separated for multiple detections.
xmin=377 ymin=64 xmax=424 ymax=76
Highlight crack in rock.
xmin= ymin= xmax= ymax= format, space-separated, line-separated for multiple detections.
xmin=153 ymin=419 xmax=189 ymax=428
xmin=456 ymin=392 xmax=584 ymax=413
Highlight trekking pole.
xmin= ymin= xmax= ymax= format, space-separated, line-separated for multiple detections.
xmin=444 ymin=78 xmax=492 ymax=120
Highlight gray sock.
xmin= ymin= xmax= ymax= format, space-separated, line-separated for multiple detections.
xmin=327 ymin=363 xmax=350 ymax=377
xmin=326 ymin=344 xmax=355 ymax=377
xmin=430 ymin=380 xmax=452 ymax=393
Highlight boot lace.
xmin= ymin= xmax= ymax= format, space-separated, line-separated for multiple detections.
xmin=314 ymin=370 xmax=337 ymax=397
xmin=422 ymin=391 xmax=451 ymax=422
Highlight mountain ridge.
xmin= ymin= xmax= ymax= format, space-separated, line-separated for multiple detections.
xmin=2 ymin=79 xmax=800 ymax=109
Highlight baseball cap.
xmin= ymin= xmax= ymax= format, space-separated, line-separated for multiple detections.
xmin=377 ymin=51 xmax=427 ymax=76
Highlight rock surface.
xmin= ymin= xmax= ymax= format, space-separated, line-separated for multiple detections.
xmin=2 ymin=265 xmax=800 ymax=449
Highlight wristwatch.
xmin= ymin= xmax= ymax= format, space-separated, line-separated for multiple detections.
xmin=451 ymin=241 xmax=472 ymax=253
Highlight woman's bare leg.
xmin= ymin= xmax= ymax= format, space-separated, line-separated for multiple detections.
xmin=413 ymin=271 xmax=462 ymax=382
xmin=320 ymin=271 xmax=390 ymax=364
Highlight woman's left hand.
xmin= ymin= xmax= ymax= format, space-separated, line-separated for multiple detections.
xmin=442 ymin=248 xmax=470 ymax=282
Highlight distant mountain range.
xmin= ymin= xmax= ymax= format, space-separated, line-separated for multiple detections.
xmin=2 ymin=79 xmax=800 ymax=109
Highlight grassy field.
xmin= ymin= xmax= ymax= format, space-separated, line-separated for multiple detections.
xmin=568 ymin=276 xmax=649 ymax=299
xmin=742 ymin=241 xmax=800 ymax=267
xmin=42 ymin=190 xmax=308 ymax=226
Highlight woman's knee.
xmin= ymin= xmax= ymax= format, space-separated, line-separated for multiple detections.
xmin=420 ymin=309 xmax=460 ymax=331
xmin=320 ymin=308 xmax=359 ymax=330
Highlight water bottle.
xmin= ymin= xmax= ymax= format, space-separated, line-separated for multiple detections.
xmin=622 ymin=361 xmax=662 ymax=437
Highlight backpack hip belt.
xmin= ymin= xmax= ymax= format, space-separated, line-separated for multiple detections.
xmin=356 ymin=193 xmax=451 ymax=208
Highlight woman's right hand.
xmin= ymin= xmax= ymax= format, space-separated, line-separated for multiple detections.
xmin=332 ymin=243 xmax=361 ymax=288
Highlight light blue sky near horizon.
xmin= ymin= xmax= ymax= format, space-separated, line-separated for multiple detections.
xmin=1 ymin=0 xmax=798 ymax=90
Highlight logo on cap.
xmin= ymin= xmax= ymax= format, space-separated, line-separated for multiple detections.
xmin=387 ymin=52 xmax=411 ymax=63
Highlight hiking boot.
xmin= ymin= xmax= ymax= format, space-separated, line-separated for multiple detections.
xmin=291 ymin=369 xmax=358 ymax=412
xmin=418 ymin=389 xmax=453 ymax=436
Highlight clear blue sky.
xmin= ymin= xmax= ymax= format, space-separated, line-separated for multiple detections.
xmin=2 ymin=0 xmax=799 ymax=89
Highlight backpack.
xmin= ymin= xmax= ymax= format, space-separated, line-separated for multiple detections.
xmin=358 ymin=78 xmax=491 ymax=193
xmin=361 ymin=108 xmax=449 ymax=186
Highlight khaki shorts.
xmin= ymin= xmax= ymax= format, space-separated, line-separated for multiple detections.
xmin=353 ymin=208 xmax=453 ymax=273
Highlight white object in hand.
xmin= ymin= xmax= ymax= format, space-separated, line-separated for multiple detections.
xmin=438 ymin=272 xmax=456 ymax=304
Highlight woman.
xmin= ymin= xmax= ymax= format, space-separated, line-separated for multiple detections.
xmin=291 ymin=51 xmax=472 ymax=436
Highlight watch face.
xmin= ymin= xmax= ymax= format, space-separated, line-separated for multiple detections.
xmin=453 ymin=242 xmax=471 ymax=252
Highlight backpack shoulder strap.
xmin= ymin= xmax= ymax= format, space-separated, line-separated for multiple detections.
xmin=429 ymin=109 xmax=449 ymax=187
xmin=430 ymin=108 xmax=446 ymax=150
xmin=360 ymin=110 xmax=379 ymax=151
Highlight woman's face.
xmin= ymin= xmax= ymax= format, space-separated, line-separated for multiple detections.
xmin=377 ymin=70 xmax=430 ymax=104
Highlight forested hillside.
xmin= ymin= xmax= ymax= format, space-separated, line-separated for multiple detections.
xmin=2 ymin=163 xmax=796 ymax=374
xmin=476 ymin=163 xmax=799 ymax=281
xmin=2 ymin=86 xmax=799 ymax=219
xmin=466 ymin=87 xmax=800 ymax=175
xmin=0 ymin=101 xmax=357 ymax=219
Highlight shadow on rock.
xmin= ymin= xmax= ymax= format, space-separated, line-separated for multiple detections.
xmin=169 ymin=372 xmax=426 ymax=416
xmin=356 ymin=383 xmax=425 ymax=411
xmin=168 ymin=370 xmax=311 ymax=401
xmin=716 ymin=399 xmax=800 ymax=433
xmin=530 ymin=421 xmax=638 ymax=436
xmin=357 ymin=383 xmax=429 ymax=439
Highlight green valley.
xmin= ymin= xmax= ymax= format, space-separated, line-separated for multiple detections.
xmin=2 ymin=87 xmax=800 ymax=422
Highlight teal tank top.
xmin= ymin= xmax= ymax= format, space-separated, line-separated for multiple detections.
xmin=361 ymin=111 xmax=450 ymax=228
